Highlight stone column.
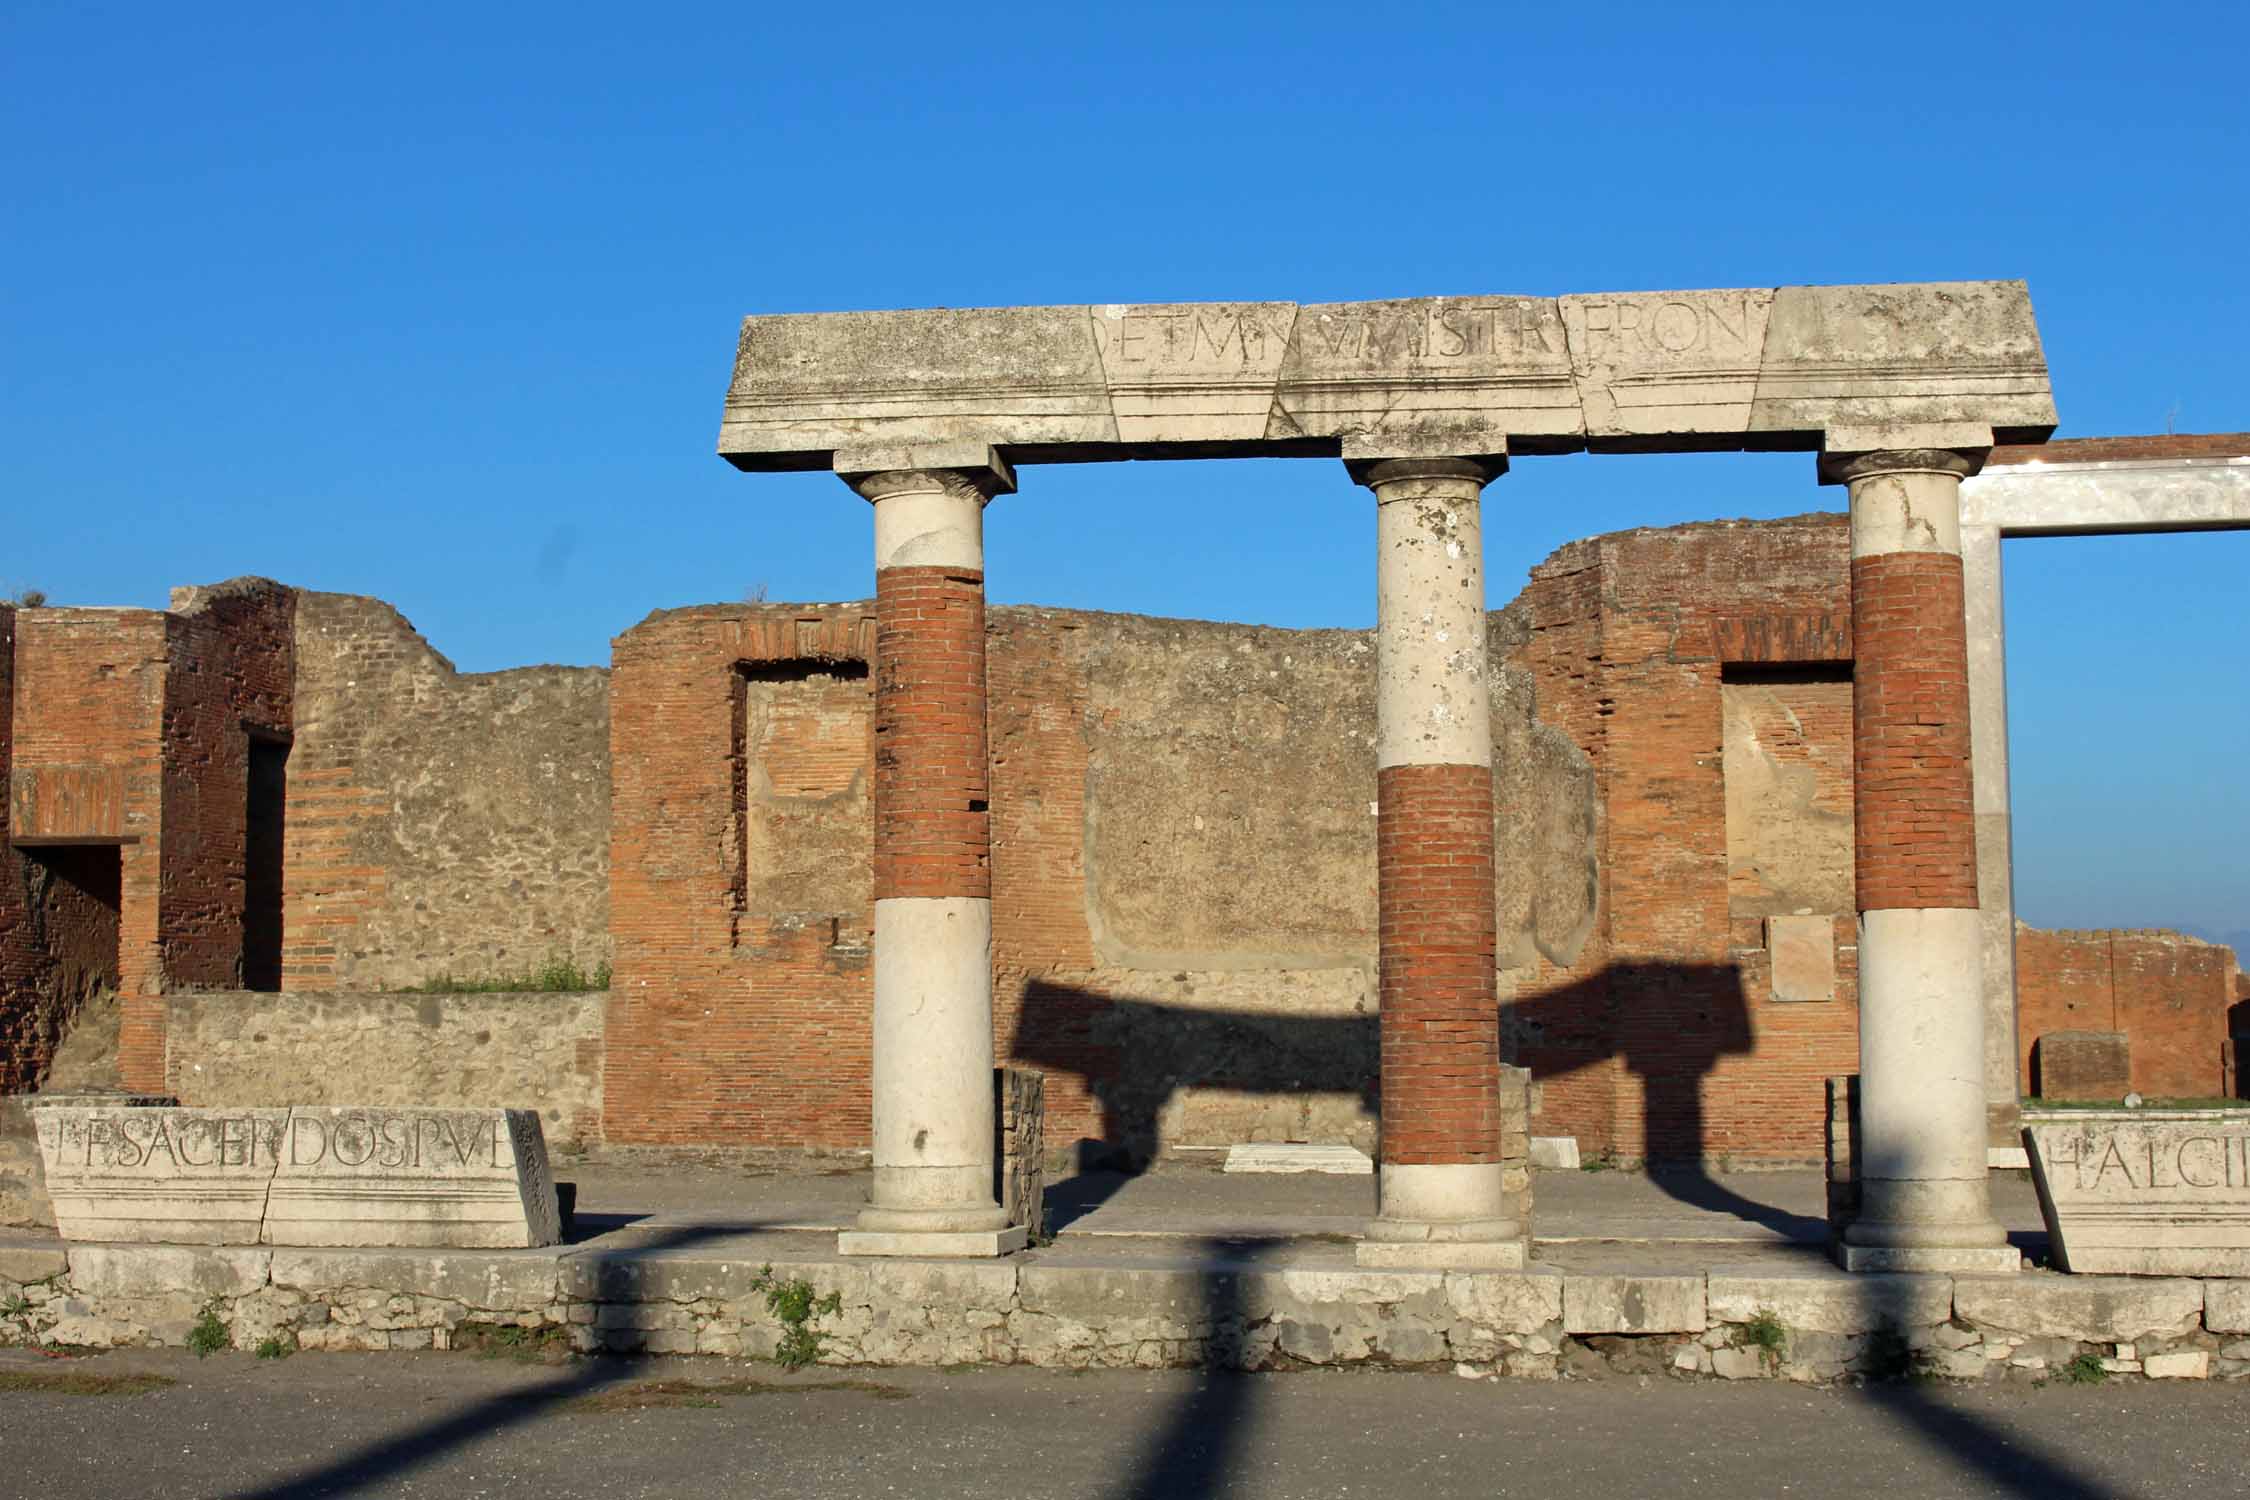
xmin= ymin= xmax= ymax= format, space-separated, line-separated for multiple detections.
xmin=835 ymin=447 xmax=1025 ymax=1258
xmin=1349 ymin=456 xmax=1522 ymax=1270
xmin=1831 ymin=448 xmax=2016 ymax=1274
xmin=1960 ymin=522 xmax=2025 ymax=1161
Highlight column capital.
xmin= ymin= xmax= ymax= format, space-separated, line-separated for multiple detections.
xmin=836 ymin=443 xmax=1016 ymax=504
xmin=1819 ymin=443 xmax=1988 ymax=488
xmin=1345 ymin=455 xmax=1506 ymax=493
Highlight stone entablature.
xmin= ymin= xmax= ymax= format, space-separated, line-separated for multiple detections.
xmin=719 ymin=282 xmax=2055 ymax=468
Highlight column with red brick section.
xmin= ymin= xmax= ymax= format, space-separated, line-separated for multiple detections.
xmin=1351 ymin=456 xmax=1522 ymax=1269
xmin=1832 ymin=447 xmax=2014 ymax=1273
xmin=836 ymin=448 xmax=1025 ymax=1257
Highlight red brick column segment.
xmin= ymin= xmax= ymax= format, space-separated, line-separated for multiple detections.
xmin=1376 ymin=761 xmax=1499 ymax=1165
xmin=872 ymin=565 xmax=990 ymax=902
xmin=1851 ymin=550 xmax=1978 ymax=909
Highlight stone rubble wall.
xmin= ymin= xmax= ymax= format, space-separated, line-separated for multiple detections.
xmin=5 ymin=1243 xmax=2247 ymax=1384
xmin=283 ymin=591 xmax=610 ymax=993
xmin=161 ymin=989 xmax=605 ymax=1152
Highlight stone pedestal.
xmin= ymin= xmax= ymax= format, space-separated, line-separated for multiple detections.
xmin=1829 ymin=447 xmax=2013 ymax=1274
xmin=837 ymin=450 xmax=1020 ymax=1258
xmin=1349 ymin=456 xmax=1521 ymax=1270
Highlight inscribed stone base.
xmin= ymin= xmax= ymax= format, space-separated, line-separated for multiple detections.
xmin=34 ymin=1105 xmax=561 ymax=1249
xmin=837 ymin=1226 xmax=1028 ymax=1259
xmin=2027 ymin=1115 xmax=2250 ymax=1276
xmin=1836 ymin=1244 xmax=2020 ymax=1274
xmin=1356 ymin=1239 xmax=1526 ymax=1271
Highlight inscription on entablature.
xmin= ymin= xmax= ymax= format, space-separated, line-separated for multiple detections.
xmin=1562 ymin=288 xmax=1774 ymax=437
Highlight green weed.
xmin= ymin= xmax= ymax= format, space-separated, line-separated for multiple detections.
xmin=751 ymin=1265 xmax=843 ymax=1371
xmin=1733 ymin=1307 xmax=1788 ymax=1370
xmin=186 ymin=1304 xmax=229 ymax=1358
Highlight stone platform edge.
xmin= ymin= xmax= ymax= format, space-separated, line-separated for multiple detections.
xmin=4 ymin=1242 xmax=2247 ymax=1384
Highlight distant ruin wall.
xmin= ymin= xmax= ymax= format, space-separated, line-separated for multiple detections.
xmin=282 ymin=592 xmax=610 ymax=992
xmin=163 ymin=989 xmax=604 ymax=1151
xmin=2016 ymin=926 xmax=2240 ymax=1100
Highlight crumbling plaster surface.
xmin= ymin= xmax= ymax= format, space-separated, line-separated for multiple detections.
xmin=163 ymin=989 xmax=604 ymax=1152
xmin=285 ymin=593 xmax=610 ymax=990
xmin=1080 ymin=609 xmax=1598 ymax=977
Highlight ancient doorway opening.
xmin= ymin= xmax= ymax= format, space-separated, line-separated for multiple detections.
xmin=243 ymin=734 xmax=289 ymax=991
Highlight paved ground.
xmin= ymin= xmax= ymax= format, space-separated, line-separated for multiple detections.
xmin=551 ymin=1159 xmax=2054 ymax=1272
xmin=1 ymin=1344 xmax=2242 ymax=1499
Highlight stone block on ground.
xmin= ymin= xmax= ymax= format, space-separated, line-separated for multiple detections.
xmin=998 ymin=1067 xmax=1046 ymax=1240
xmin=1954 ymin=1273 xmax=2204 ymax=1341
xmin=1562 ymin=1274 xmax=1705 ymax=1334
xmin=2205 ymin=1280 xmax=2250 ymax=1332
xmin=2033 ymin=1032 xmax=2130 ymax=1102
xmin=2026 ymin=1113 xmax=2250 ymax=1275
xmin=1707 ymin=1266 xmax=1951 ymax=1335
xmin=36 ymin=1105 xmax=562 ymax=1248
xmin=1223 ymin=1144 xmax=1373 ymax=1175
xmin=1528 ymin=1137 xmax=1580 ymax=1171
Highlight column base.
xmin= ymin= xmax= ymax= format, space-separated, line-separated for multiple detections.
xmin=1835 ymin=1243 xmax=2019 ymax=1275
xmin=838 ymin=1226 xmax=1028 ymax=1259
xmin=1355 ymin=1238 xmax=1526 ymax=1271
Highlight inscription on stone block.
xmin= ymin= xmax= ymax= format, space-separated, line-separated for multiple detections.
xmin=35 ymin=1105 xmax=561 ymax=1248
xmin=718 ymin=281 xmax=2055 ymax=468
xmin=2026 ymin=1114 xmax=2250 ymax=1276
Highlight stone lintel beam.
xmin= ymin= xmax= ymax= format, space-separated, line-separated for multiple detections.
xmin=719 ymin=282 xmax=2057 ymax=471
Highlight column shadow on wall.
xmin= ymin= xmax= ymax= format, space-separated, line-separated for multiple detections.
xmin=1018 ymin=963 xmax=1825 ymax=1243
xmin=1505 ymin=961 xmax=1827 ymax=1242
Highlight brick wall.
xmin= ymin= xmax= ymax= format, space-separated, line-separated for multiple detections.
xmin=2016 ymin=925 xmax=2238 ymax=1099
xmin=604 ymin=519 xmax=1862 ymax=1164
xmin=605 ymin=606 xmax=876 ymax=1148
xmin=281 ymin=592 xmax=608 ymax=991
xmin=1503 ymin=516 xmax=1863 ymax=1165
xmin=5 ymin=583 xmax=294 ymax=1090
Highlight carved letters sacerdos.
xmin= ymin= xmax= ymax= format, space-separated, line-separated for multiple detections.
xmin=61 ymin=1109 xmax=506 ymax=1175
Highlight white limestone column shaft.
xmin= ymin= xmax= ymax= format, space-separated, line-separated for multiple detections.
xmin=1372 ymin=458 xmax=1496 ymax=771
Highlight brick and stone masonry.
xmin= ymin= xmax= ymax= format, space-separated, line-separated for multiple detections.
xmin=1830 ymin=449 xmax=2012 ymax=1273
xmin=838 ymin=451 xmax=1023 ymax=1256
xmin=1352 ymin=456 xmax=1519 ymax=1269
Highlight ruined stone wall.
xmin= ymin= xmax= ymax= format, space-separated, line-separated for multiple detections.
xmin=605 ymin=597 xmax=1601 ymax=1158
xmin=2016 ymin=927 xmax=2239 ymax=1100
xmin=606 ymin=606 xmax=875 ymax=1149
xmin=163 ymin=989 xmax=604 ymax=1151
xmin=1502 ymin=516 xmax=1863 ymax=1166
xmin=282 ymin=592 xmax=609 ymax=992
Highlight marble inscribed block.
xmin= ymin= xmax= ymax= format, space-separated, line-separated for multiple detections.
xmin=34 ymin=1105 xmax=561 ymax=1249
xmin=34 ymin=1107 xmax=289 ymax=1245
xmin=1767 ymin=914 xmax=1837 ymax=1004
xmin=2027 ymin=1114 xmax=2250 ymax=1276
xmin=264 ymin=1108 xmax=561 ymax=1249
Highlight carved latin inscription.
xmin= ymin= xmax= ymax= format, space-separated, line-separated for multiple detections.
xmin=2026 ymin=1115 xmax=2250 ymax=1276
xmin=35 ymin=1105 xmax=561 ymax=1249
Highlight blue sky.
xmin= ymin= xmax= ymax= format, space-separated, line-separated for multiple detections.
xmin=2 ymin=2 xmax=2243 ymax=944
